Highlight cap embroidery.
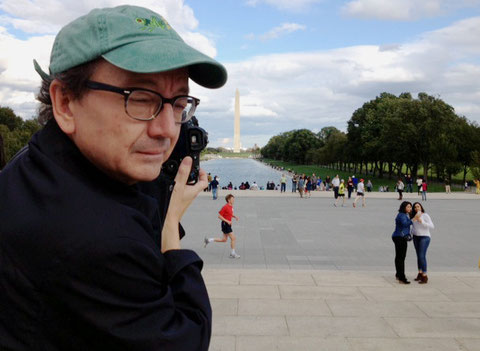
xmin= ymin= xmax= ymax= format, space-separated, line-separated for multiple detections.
xmin=135 ymin=16 xmax=171 ymax=32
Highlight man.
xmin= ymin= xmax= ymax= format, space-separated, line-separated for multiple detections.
xmin=406 ymin=174 xmax=413 ymax=193
xmin=444 ymin=177 xmax=451 ymax=194
xmin=280 ymin=173 xmax=287 ymax=192
xmin=332 ymin=174 xmax=340 ymax=199
xmin=298 ymin=175 xmax=305 ymax=198
xmin=0 ymin=5 xmax=227 ymax=351
xmin=210 ymin=175 xmax=219 ymax=199
xmin=311 ymin=173 xmax=317 ymax=191
xmin=207 ymin=172 xmax=213 ymax=191
xmin=292 ymin=173 xmax=297 ymax=192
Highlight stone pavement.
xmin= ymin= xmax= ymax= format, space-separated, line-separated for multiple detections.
xmin=204 ymin=269 xmax=480 ymax=351
xmin=180 ymin=191 xmax=480 ymax=350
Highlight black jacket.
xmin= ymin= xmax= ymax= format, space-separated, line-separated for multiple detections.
xmin=0 ymin=120 xmax=211 ymax=350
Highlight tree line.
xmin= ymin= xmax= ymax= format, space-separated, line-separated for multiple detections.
xmin=261 ymin=92 xmax=480 ymax=183
xmin=0 ymin=106 xmax=42 ymax=169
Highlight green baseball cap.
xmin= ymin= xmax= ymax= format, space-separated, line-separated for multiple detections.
xmin=34 ymin=5 xmax=227 ymax=88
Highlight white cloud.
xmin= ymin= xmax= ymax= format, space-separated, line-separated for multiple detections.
xmin=245 ymin=0 xmax=323 ymax=11
xmin=258 ymin=23 xmax=306 ymax=41
xmin=0 ymin=0 xmax=218 ymax=118
xmin=1 ymin=1 xmax=480 ymax=149
xmin=342 ymin=0 xmax=480 ymax=21
xmin=191 ymin=16 xmax=480 ymax=147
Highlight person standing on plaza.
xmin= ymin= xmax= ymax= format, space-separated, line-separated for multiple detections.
xmin=211 ymin=176 xmax=219 ymax=200
xmin=352 ymin=175 xmax=358 ymax=190
xmin=204 ymin=194 xmax=240 ymax=258
xmin=444 ymin=177 xmax=451 ymax=194
xmin=0 ymin=5 xmax=228 ymax=350
xmin=347 ymin=176 xmax=354 ymax=199
xmin=392 ymin=201 xmax=413 ymax=284
xmin=332 ymin=174 xmax=340 ymax=199
xmin=304 ymin=176 xmax=312 ymax=198
xmin=421 ymin=179 xmax=428 ymax=201
xmin=334 ymin=179 xmax=346 ymax=207
xmin=406 ymin=174 xmax=413 ymax=193
xmin=416 ymin=176 xmax=423 ymax=195
xmin=297 ymin=175 xmax=305 ymax=198
xmin=207 ymin=172 xmax=213 ymax=192
xmin=325 ymin=175 xmax=331 ymax=191
xmin=366 ymin=179 xmax=373 ymax=192
xmin=292 ymin=173 xmax=297 ymax=193
xmin=475 ymin=178 xmax=480 ymax=194
xmin=353 ymin=178 xmax=366 ymax=207
xmin=411 ymin=202 xmax=434 ymax=284
xmin=397 ymin=178 xmax=405 ymax=200
xmin=311 ymin=173 xmax=317 ymax=191
xmin=280 ymin=173 xmax=287 ymax=193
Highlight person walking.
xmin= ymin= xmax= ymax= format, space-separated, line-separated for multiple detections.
xmin=280 ymin=174 xmax=287 ymax=193
xmin=392 ymin=201 xmax=413 ymax=284
xmin=332 ymin=174 xmax=340 ymax=199
xmin=353 ymin=179 xmax=366 ymax=207
xmin=416 ymin=176 xmax=423 ymax=195
xmin=421 ymin=179 xmax=428 ymax=201
xmin=204 ymin=194 xmax=240 ymax=258
xmin=347 ymin=176 xmax=354 ymax=199
xmin=211 ymin=176 xmax=219 ymax=200
xmin=411 ymin=202 xmax=434 ymax=284
xmin=474 ymin=178 xmax=480 ymax=194
xmin=334 ymin=179 xmax=346 ymax=207
xmin=397 ymin=178 xmax=405 ymax=200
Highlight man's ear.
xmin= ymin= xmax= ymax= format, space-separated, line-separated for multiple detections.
xmin=50 ymin=79 xmax=76 ymax=135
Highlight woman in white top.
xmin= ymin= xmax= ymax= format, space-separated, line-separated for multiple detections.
xmin=411 ymin=202 xmax=434 ymax=284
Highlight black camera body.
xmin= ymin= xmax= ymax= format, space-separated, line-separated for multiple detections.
xmin=161 ymin=116 xmax=208 ymax=184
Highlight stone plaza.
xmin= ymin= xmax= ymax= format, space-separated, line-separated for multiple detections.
xmin=181 ymin=191 xmax=480 ymax=350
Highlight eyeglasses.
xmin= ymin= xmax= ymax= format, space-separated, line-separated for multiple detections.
xmin=85 ymin=80 xmax=200 ymax=123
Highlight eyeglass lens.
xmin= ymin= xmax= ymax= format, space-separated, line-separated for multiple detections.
xmin=126 ymin=90 xmax=196 ymax=122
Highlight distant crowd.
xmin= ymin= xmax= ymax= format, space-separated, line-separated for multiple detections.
xmin=204 ymin=170 xmax=480 ymax=197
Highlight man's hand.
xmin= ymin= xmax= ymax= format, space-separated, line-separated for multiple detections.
xmin=161 ymin=157 xmax=208 ymax=253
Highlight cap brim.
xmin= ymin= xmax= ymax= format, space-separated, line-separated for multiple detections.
xmin=102 ymin=38 xmax=227 ymax=89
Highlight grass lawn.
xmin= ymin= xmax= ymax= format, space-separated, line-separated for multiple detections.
xmin=262 ymin=159 xmax=466 ymax=193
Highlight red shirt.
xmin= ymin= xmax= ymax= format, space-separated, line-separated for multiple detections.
xmin=219 ymin=203 xmax=233 ymax=221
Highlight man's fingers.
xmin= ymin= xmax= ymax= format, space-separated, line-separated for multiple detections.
xmin=175 ymin=156 xmax=192 ymax=185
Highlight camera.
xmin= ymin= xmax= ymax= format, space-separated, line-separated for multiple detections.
xmin=161 ymin=116 xmax=208 ymax=184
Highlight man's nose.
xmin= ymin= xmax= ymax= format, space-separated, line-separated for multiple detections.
xmin=147 ymin=103 xmax=178 ymax=138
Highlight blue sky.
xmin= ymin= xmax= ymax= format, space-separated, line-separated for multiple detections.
xmin=1 ymin=0 xmax=480 ymax=149
xmin=192 ymin=1 xmax=479 ymax=62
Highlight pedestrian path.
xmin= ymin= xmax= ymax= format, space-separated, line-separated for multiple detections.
xmin=204 ymin=269 xmax=480 ymax=351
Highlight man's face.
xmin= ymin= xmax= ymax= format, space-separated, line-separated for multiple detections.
xmin=67 ymin=61 xmax=187 ymax=184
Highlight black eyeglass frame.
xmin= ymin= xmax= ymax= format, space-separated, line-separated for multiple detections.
xmin=85 ymin=80 xmax=200 ymax=123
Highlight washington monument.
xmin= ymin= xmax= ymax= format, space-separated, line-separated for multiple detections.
xmin=234 ymin=88 xmax=241 ymax=153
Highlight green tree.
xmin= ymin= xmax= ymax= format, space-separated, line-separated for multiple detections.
xmin=0 ymin=107 xmax=41 ymax=167
xmin=0 ymin=106 xmax=23 ymax=131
